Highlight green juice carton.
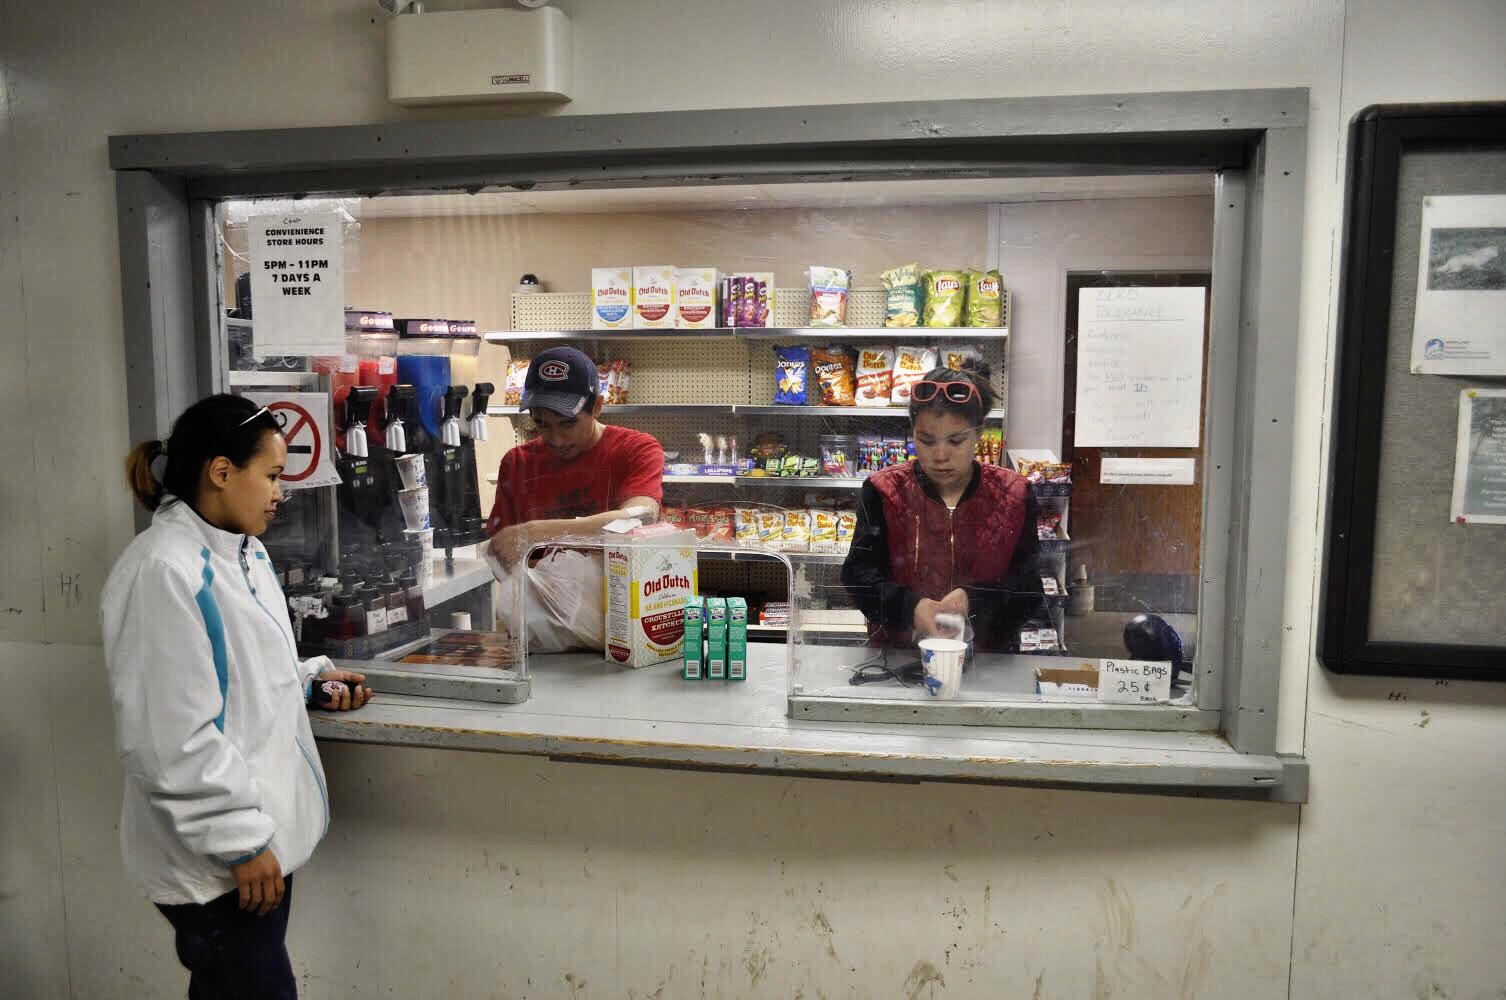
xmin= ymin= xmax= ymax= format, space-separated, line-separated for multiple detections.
xmin=727 ymin=597 xmax=748 ymax=681
xmin=705 ymin=597 xmax=728 ymax=680
xmin=682 ymin=597 xmax=705 ymax=680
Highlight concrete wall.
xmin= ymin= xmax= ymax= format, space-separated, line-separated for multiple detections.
xmin=2 ymin=0 xmax=1504 ymax=997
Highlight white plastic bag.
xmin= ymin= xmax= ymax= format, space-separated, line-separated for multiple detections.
xmin=490 ymin=548 xmax=605 ymax=653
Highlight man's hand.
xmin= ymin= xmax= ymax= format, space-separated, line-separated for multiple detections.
xmin=488 ymin=523 xmax=533 ymax=568
xmin=312 ymin=669 xmax=372 ymax=711
xmin=231 ymin=849 xmax=284 ymax=916
xmin=913 ymin=598 xmax=945 ymax=638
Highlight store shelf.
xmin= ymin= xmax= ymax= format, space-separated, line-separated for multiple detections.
xmin=490 ymin=403 xmax=1003 ymax=420
xmin=698 ymin=548 xmax=848 ymax=566
xmin=487 ymin=326 xmax=1008 ymax=344
xmin=736 ymin=476 xmax=864 ymax=490
xmin=663 ymin=474 xmax=738 ymax=485
xmin=487 ymin=403 xmax=732 ymax=417
xmin=228 ymin=370 xmax=322 ymax=388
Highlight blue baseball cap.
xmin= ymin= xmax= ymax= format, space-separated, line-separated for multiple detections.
xmin=521 ymin=346 xmax=599 ymax=417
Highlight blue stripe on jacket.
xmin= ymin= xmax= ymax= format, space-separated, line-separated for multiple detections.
xmin=193 ymin=546 xmax=231 ymax=733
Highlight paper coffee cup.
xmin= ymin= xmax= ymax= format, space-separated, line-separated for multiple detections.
xmin=416 ymin=559 xmax=435 ymax=591
xmin=450 ymin=611 xmax=472 ymax=630
xmin=398 ymin=487 xmax=430 ymax=531
xmin=919 ymin=637 xmax=967 ymax=699
xmin=395 ymin=452 xmax=427 ymax=491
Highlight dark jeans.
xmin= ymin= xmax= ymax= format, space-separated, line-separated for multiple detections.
xmin=154 ymin=874 xmax=296 ymax=1000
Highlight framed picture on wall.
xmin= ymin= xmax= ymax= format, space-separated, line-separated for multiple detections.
xmin=1320 ymin=101 xmax=1506 ymax=680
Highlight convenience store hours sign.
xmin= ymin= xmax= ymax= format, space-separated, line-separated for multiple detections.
xmin=248 ymin=213 xmax=345 ymax=358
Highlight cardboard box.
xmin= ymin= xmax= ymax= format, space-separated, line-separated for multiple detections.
xmin=1034 ymin=662 xmax=1100 ymax=702
xmin=632 ymin=265 xmax=676 ymax=329
xmin=675 ymin=267 xmax=718 ymax=329
xmin=726 ymin=597 xmax=747 ymax=681
xmin=682 ymin=597 xmax=705 ymax=680
xmin=604 ymin=527 xmax=697 ymax=667
xmin=591 ymin=267 xmax=633 ymax=331
xmin=705 ymin=597 xmax=728 ymax=680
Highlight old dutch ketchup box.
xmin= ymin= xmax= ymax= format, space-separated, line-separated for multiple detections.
xmin=604 ymin=523 xmax=697 ymax=668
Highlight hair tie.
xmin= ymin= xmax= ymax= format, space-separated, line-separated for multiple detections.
xmin=150 ymin=445 xmax=169 ymax=482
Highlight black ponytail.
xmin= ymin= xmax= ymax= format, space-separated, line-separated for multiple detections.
xmin=123 ymin=394 xmax=281 ymax=512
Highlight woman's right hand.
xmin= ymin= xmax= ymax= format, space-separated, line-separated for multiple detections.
xmin=231 ymin=849 xmax=284 ymax=916
xmin=913 ymin=598 xmax=944 ymax=638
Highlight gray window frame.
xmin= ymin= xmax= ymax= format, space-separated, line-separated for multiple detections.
xmin=110 ymin=88 xmax=1307 ymax=788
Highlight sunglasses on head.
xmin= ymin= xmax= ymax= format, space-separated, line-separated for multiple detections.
xmin=911 ymin=380 xmax=981 ymax=405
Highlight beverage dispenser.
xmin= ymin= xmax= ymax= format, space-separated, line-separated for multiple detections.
xmin=346 ymin=309 xmax=398 ymax=446
xmin=395 ymin=318 xmax=451 ymax=439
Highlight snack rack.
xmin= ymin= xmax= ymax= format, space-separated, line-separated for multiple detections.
xmin=487 ymin=287 xmax=1013 ymax=639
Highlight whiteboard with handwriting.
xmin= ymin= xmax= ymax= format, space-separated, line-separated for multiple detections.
xmin=1074 ymin=286 xmax=1206 ymax=447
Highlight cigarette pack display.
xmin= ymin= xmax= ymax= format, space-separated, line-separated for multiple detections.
xmin=705 ymin=597 xmax=728 ymax=680
xmin=632 ymin=265 xmax=677 ymax=329
xmin=727 ymin=597 xmax=748 ymax=681
xmin=675 ymin=267 xmax=718 ymax=329
xmin=683 ymin=597 xmax=705 ymax=680
xmin=591 ymin=267 xmax=634 ymax=330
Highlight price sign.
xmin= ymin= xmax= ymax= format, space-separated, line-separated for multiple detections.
xmin=1097 ymin=658 xmax=1173 ymax=704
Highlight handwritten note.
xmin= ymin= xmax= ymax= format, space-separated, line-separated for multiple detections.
xmin=1097 ymin=658 xmax=1173 ymax=704
xmin=1074 ymin=286 xmax=1206 ymax=447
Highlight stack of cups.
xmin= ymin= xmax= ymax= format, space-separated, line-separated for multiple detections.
xmin=396 ymin=455 xmax=434 ymax=590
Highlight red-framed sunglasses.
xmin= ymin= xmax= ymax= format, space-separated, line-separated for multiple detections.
xmin=911 ymin=380 xmax=981 ymax=405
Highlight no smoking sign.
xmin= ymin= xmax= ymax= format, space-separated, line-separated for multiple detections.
xmin=243 ymin=392 xmax=342 ymax=490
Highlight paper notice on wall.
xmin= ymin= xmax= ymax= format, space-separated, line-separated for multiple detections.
xmin=1096 ymin=658 xmax=1173 ymax=704
xmin=1100 ymin=457 xmax=1197 ymax=485
xmin=1074 ymin=286 xmax=1206 ymax=447
xmin=1410 ymin=195 xmax=1506 ymax=376
xmin=248 ymin=212 xmax=345 ymax=358
xmin=1450 ymin=388 xmax=1506 ymax=525
xmin=241 ymin=392 xmax=342 ymax=490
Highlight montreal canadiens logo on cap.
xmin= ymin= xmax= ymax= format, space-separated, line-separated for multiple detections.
xmin=539 ymin=360 xmax=570 ymax=381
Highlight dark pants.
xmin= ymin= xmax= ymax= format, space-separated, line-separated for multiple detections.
xmin=155 ymin=874 xmax=296 ymax=1000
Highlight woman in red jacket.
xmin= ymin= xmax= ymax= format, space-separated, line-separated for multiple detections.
xmin=841 ymin=365 xmax=1045 ymax=652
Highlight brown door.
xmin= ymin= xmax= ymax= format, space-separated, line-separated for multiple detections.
xmin=1062 ymin=272 xmax=1211 ymax=614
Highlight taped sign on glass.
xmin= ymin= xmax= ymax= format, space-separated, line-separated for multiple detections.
xmin=242 ymin=392 xmax=342 ymax=490
xmin=248 ymin=212 xmax=346 ymax=358
xmin=1096 ymin=658 xmax=1172 ymax=704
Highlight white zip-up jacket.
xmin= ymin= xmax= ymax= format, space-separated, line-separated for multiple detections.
xmin=101 ymin=499 xmax=332 ymax=904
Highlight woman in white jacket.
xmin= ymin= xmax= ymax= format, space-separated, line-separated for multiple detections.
xmin=102 ymin=393 xmax=371 ymax=999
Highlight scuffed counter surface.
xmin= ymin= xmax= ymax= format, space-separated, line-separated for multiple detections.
xmin=310 ymin=649 xmax=1283 ymax=790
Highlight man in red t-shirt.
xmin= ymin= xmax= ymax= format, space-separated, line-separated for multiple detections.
xmin=485 ymin=347 xmax=663 ymax=567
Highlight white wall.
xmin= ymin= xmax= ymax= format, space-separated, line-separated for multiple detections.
xmin=2 ymin=1 xmax=1504 ymax=997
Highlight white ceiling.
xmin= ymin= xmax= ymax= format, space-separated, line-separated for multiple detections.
xmin=348 ymin=175 xmax=1214 ymax=219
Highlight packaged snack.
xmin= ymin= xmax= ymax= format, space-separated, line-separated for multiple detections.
xmin=739 ymin=276 xmax=759 ymax=327
xmin=590 ymin=267 xmax=633 ymax=330
xmin=942 ymin=346 xmax=983 ymax=373
xmin=890 ymin=346 xmax=937 ymax=405
xmin=857 ymin=434 xmax=885 ymax=475
xmin=1041 ymin=576 xmax=1060 ymax=596
xmin=880 ymin=263 xmax=922 ymax=328
xmin=807 ymin=266 xmax=851 ymax=327
xmin=774 ymin=345 xmax=810 ymax=405
xmin=755 ymin=275 xmax=772 ymax=328
xmin=782 ymin=509 xmax=812 ymax=552
xmin=604 ymin=359 xmax=632 ymax=404
xmin=706 ymin=507 xmax=736 ymax=543
xmin=749 ymin=432 xmax=788 ymax=460
xmin=660 ymin=506 xmax=687 ymax=530
xmin=1037 ymin=513 xmax=1063 ymax=540
xmin=882 ymin=437 xmax=908 ymax=469
xmin=965 ymin=269 xmax=1003 ymax=327
xmin=836 ymin=510 xmax=857 ymax=552
xmin=809 ymin=509 xmax=840 ymax=553
xmin=764 ymin=456 xmax=784 ymax=477
xmin=676 ymin=267 xmax=718 ymax=329
xmin=722 ymin=276 xmax=738 ymax=327
xmin=811 ymin=346 xmax=857 ymax=406
xmin=605 ymin=529 xmax=695 ymax=668
xmin=922 ymin=270 xmax=966 ymax=328
xmin=734 ymin=507 xmax=761 ymax=545
xmin=818 ymin=434 xmax=854 ymax=477
xmin=757 ymin=509 xmax=786 ymax=550
xmin=502 ymin=359 xmax=529 ymax=406
xmin=632 ymin=265 xmax=676 ymax=329
xmin=595 ymin=358 xmax=611 ymax=397
xmin=782 ymin=454 xmax=803 ymax=478
xmin=975 ymin=427 xmax=1005 ymax=466
xmin=855 ymin=346 xmax=895 ymax=407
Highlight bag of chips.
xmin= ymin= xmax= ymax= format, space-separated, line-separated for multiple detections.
xmin=836 ymin=510 xmax=857 ymax=552
xmin=809 ymin=509 xmax=840 ymax=553
xmin=890 ymin=345 xmax=938 ymax=405
xmin=604 ymin=359 xmax=632 ymax=404
xmin=855 ymin=346 xmax=895 ymax=407
xmin=503 ymin=359 xmax=529 ymax=406
xmin=782 ymin=509 xmax=812 ymax=552
xmin=922 ymin=270 xmax=966 ymax=328
xmin=880 ymin=263 xmax=922 ymax=328
xmin=757 ymin=509 xmax=787 ymax=549
xmin=811 ymin=345 xmax=857 ymax=406
xmin=941 ymin=346 xmax=983 ymax=373
xmin=773 ymin=344 xmax=810 ymax=405
xmin=965 ymin=269 xmax=1003 ymax=327
xmin=807 ymin=266 xmax=851 ymax=327
xmin=734 ymin=507 xmax=762 ymax=545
